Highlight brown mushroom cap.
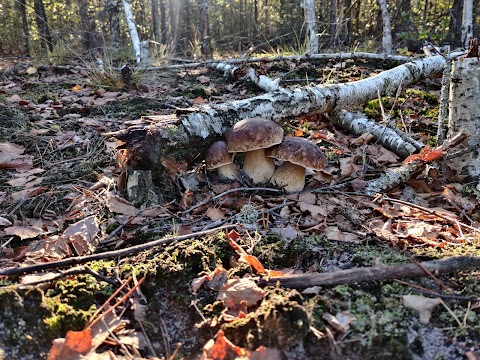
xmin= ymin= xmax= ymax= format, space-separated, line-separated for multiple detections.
xmin=226 ymin=118 xmax=284 ymax=153
xmin=266 ymin=137 xmax=327 ymax=170
xmin=206 ymin=141 xmax=234 ymax=170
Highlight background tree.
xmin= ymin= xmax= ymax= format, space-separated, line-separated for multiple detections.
xmin=33 ymin=0 xmax=53 ymax=53
xmin=16 ymin=0 xmax=31 ymax=56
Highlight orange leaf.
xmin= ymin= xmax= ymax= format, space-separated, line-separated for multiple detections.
xmin=423 ymin=149 xmax=445 ymax=162
xmin=226 ymin=229 xmax=240 ymax=241
xmin=240 ymin=254 xmax=265 ymax=274
xmin=65 ymin=328 xmax=92 ymax=353
xmin=312 ymin=132 xmax=329 ymax=140
xmin=266 ymin=269 xmax=285 ymax=277
xmin=295 ymin=129 xmax=304 ymax=137
xmin=202 ymin=330 xmax=246 ymax=360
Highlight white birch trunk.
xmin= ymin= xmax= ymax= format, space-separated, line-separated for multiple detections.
xmin=461 ymin=0 xmax=473 ymax=49
xmin=447 ymin=58 xmax=480 ymax=177
xmin=122 ymin=0 xmax=142 ymax=64
xmin=301 ymin=0 xmax=319 ymax=54
xmin=376 ymin=0 xmax=392 ymax=55
xmin=107 ymin=55 xmax=454 ymax=172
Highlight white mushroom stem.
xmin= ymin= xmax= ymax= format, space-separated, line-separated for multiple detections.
xmin=269 ymin=161 xmax=306 ymax=193
xmin=216 ymin=162 xmax=239 ymax=180
xmin=243 ymin=149 xmax=276 ymax=183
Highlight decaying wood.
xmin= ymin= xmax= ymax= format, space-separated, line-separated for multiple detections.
xmin=436 ymin=60 xmax=452 ymax=145
xmin=0 ymin=225 xmax=236 ymax=277
xmin=106 ymin=55 xmax=453 ymax=173
xmin=330 ymin=110 xmax=421 ymax=158
xmin=258 ymin=256 xmax=480 ymax=289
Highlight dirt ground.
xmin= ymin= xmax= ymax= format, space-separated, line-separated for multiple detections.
xmin=1 ymin=55 xmax=479 ymax=360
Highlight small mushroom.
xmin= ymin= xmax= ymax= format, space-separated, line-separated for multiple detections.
xmin=266 ymin=137 xmax=326 ymax=192
xmin=205 ymin=140 xmax=239 ymax=180
xmin=226 ymin=118 xmax=284 ymax=183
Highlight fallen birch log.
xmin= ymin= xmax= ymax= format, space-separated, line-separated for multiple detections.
xmin=141 ymin=52 xmax=415 ymax=71
xmin=207 ymin=62 xmax=281 ymax=92
xmin=330 ymin=110 xmax=422 ymax=158
xmin=258 ymin=256 xmax=480 ymax=289
xmin=106 ymin=55 xmax=452 ymax=173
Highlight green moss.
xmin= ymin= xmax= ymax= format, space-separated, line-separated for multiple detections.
xmin=221 ymin=288 xmax=310 ymax=350
xmin=0 ymin=289 xmax=61 ymax=358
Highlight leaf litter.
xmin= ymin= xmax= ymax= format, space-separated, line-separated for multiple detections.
xmin=0 ymin=57 xmax=479 ymax=359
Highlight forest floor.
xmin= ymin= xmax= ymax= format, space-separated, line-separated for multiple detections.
xmin=0 ymin=54 xmax=480 ymax=360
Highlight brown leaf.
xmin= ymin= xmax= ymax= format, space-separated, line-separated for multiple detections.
xmin=298 ymin=201 xmax=328 ymax=217
xmin=63 ymin=216 xmax=100 ymax=255
xmin=206 ymin=207 xmax=226 ymax=221
xmin=5 ymin=225 xmax=44 ymax=240
xmin=323 ymin=226 xmax=362 ymax=243
xmin=105 ymin=193 xmax=138 ymax=216
xmin=196 ymin=75 xmax=210 ymax=84
xmin=193 ymin=96 xmax=207 ymax=104
xmin=217 ymin=278 xmax=265 ymax=308
xmin=0 ymin=142 xmax=33 ymax=171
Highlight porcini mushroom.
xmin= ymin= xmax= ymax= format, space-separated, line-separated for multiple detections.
xmin=205 ymin=140 xmax=239 ymax=180
xmin=226 ymin=117 xmax=283 ymax=183
xmin=267 ymin=137 xmax=326 ymax=192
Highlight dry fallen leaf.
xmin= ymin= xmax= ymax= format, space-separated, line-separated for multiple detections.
xmin=4 ymin=225 xmax=44 ymax=240
xmin=0 ymin=142 xmax=33 ymax=171
xmin=106 ymin=193 xmax=138 ymax=216
xmin=217 ymin=277 xmax=265 ymax=309
xmin=206 ymin=207 xmax=226 ymax=221
xmin=63 ymin=215 xmax=100 ymax=255
xmin=402 ymin=295 xmax=442 ymax=324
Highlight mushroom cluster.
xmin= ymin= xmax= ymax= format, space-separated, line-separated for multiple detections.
xmin=205 ymin=117 xmax=327 ymax=192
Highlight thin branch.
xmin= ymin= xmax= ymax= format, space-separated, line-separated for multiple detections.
xmin=182 ymin=187 xmax=282 ymax=214
xmin=0 ymin=225 xmax=237 ymax=277
xmin=258 ymin=256 xmax=480 ymax=288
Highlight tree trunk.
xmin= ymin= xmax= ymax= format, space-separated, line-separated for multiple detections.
xmin=33 ymin=0 xmax=53 ymax=53
xmin=160 ymin=0 xmax=167 ymax=44
xmin=343 ymin=0 xmax=352 ymax=44
xmin=446 ymin=0 xmax=463 ymax=48
xmin=461 ymin=0 xmax=473 ymax=48
xmin=198 ymin=0 xmax=210 ymax=58
xmin=377 ymin=0 xmax=392 ymax=55
xmin=151 ymin=0 xmax=161 ymax=42
xmin=447 ymin=57 xmax=480 ymax=178
xmin=106 ymin=55 xmax=451 ymax=177
xmin=122 ymin=0 xmax=142 ymax=64
xmin=302 ymin=0 xmax=319 ymax=54
xmin=329 ymin=0 xmax=337 ymax=45
xmin=79 ymin=0 xmax=97 ymax=52
xmin=169 ymin=0 xmax=178 ymax=49
xmin=16 ymin=0 xmax=30 ymax=56
xmin=108 ymin=0 xmax=121 ymax=49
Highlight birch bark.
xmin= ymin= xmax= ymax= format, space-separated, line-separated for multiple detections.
xmin=301 ymin=0 xmax=319 ymax=54
xmin=461 ymin=0 xmax=473 ymax=48
xmin=122 ymin=0 xmax=142 ymax=64
xmin=376 ymin=0 xmax=392 ymax=55
xmin=447 ymin=57 xmax=480 ymax=177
